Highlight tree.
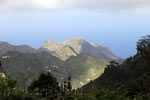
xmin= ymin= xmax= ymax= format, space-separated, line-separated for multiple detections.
xmin=128 ymin=74 xmax=150 ymax=98
xmin=108 ymin=61 xmax=119 ymax=67
xmin=95 ymin=87 xmax=130 ymax=100
xmin=137 ymin=35 xmax=150 ymax=61
xmin=28 ymin=72 xmax=59 ymax=98
xmin=0 ymin=77 xmax=18 ymax=100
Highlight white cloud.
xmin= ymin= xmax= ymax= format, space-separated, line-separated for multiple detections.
xmin=0 ymin=0 xmax=150 ymax=13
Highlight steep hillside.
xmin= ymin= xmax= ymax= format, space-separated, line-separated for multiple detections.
xmin=60 ymin=53 xmax=108 ymax=88
xmin=38 ymin=38 xmax=120 ymax=61
xmin=0 ymin=51 xmax=108 ymax=88
xmin=83 ymin=53 xmax=150 ymax=92
xmin=65 ymin=38 xmax=119 ymax=61
xmin=0 ymin=39 xmax=118 ymax=88
xmin=0 ymin=41 xmax=36 ymax=55
xmin=0 ymin=51 xmax=63 ymax=85
xmin=53 ymin=46 xmax=77 ymax=61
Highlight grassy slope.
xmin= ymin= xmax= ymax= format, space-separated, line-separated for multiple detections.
xmin=61 ymin=53 xmax=108 ymax=88
xmin=83 ymin=54 xmax=150 ymax=92
xmin=0 ymin=51 xmax=63 ymax=85
xmin=0 ymin=51 xmax=108 ymax=89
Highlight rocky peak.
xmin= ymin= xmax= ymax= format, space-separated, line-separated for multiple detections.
xmin=65 ymin=37 xmax=87 ymax=45
xmin=39 ymin=38 xmax=120 ymax=61
xmin=39 ymin=40 xmax=65 ymax=52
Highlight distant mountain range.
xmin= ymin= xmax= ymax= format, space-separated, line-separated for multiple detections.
xmin=0 ymin=41 xmax=36 ymax=55
xmin=38 ymin=38 xmax=120 ymax=61
xmin=0 ymin=38 xmax=122 ymax=88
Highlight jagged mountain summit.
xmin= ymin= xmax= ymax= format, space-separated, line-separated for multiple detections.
xmin=38 ymin=38 xmax=120 ymax=61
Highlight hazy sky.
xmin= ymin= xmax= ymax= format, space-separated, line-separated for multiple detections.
xmin=0 ymin=0 xmax=150 ymax=58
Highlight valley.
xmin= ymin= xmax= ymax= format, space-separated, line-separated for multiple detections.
xmin=0 ymin=38 xmax=121 ymax=88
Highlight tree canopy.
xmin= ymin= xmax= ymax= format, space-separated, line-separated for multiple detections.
xmin=28 ymin=72 xmax=59 ymax=97
xmin=137 ymin=35 xmax=150 ymax=61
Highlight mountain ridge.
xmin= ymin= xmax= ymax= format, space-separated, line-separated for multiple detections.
xmin=0 ymin=51 xmax=107 ymax=88
xmin=0 ymin=38 xmax=120 ymax=62
xmin=38 ymin=38 xmax=120 ymax=61
xmin=0 ymin=41 xmax=36 ymax=55
xmin=0 ymin=38 xmax=121 ymax=88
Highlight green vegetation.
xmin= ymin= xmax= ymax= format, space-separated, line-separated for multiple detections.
xmin=0 ymin=52 xmax=107 ymax=89
xmin=0 ymin=35 xmax=150 ymax=100
xmin=83 ymin=35 xmax=150 ymax=98
xmin=0 ymin=51 xmax=63 ymax=87
xmin=61 ymin=53 xmax=108 ymax=88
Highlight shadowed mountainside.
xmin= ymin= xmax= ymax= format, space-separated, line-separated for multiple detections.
xmin=0 ymin=51 xmax=108 ymax=88
xmin=83 ymin=53 xmax=150 ymax=92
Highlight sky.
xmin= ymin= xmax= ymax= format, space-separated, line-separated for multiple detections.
xmin=0 ymin=0 xmax=150 ymax=58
